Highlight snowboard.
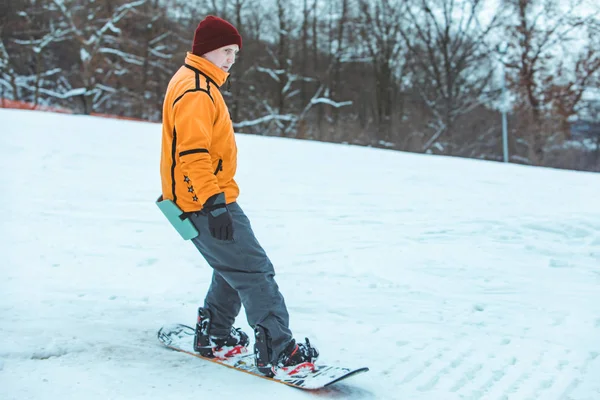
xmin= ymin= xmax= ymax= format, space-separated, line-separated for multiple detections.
xmin=157 ymin=323 xmax=369 ymax=390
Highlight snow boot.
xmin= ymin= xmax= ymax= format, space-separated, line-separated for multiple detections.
xmin=274 ymin=337 xmax=319 ymax=375
xmin=193 ymin=307 xmax=249 ymax=359
xmin=254 ymin=325 xmax=319 ymax=377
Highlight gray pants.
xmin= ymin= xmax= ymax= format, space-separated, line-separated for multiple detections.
xmin=189 ymin=202 xmax=292 ymax=362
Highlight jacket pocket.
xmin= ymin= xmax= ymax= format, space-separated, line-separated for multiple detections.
xmin=214 ymin=159 xmax=223 ymax=175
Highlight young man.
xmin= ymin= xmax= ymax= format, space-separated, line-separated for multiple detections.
xmin=159 ymin=15 xmax=318 ymax=376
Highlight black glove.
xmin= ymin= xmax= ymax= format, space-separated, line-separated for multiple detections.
xmin=203 ymin=192 xmax=234 ymax=241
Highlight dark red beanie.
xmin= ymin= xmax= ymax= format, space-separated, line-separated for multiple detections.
xmin=192 ymin=16 xmax=242 ymax=56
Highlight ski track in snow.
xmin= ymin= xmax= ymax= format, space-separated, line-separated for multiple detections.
xmin=1 ymin=109 xmax=600 ymax=399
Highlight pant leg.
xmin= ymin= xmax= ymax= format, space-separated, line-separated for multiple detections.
xmin=190 ymin=202 xmax=293 ymax=361
xmin=203 ymin=270 xmax=242 ymax=337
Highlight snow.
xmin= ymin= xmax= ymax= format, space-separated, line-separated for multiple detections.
xmin=1 ymin=108 xmax=600 ymax=399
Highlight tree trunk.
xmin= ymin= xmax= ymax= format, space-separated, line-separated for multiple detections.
xmin=312 ymin=0 xmax=322 ymax=139
xmin=276 ymin=0 xmax=288 ymax=126
xmin=231 ymin=0 xmax=245 ymax=123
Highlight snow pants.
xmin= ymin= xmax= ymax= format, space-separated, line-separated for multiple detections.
xmin=189 ymin=202 xmax=292 ymax=362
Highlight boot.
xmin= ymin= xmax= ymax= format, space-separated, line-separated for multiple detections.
xmin=193 ymin=307 xmax=249 ymax=359
xmin=254 ymin=325 xmax=318 ymax=377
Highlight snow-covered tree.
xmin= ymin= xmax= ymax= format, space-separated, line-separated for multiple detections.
xmin=0 ymin=0 xmax=71 ymax=107
xmin=2 ymin=0 xmax=598 ymax=172
xmin=0 ymin=30 xmax=18 ymax=104
xmin=51 ymin=0 xmax=148 ymax=114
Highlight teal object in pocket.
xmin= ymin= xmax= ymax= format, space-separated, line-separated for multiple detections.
xmin=156 ymin=196 xmax=199 ymax=240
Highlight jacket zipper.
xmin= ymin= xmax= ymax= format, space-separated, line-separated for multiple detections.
xmin=214 ymin=159 xmax=223 ymax=175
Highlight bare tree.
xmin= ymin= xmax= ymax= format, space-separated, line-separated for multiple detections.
xmin=3 ymin=0 xmax=598 ymax=173
xmin=11 ymin=0 xmax=72 ymax=107
xmin=399 ymin=0 xmax=501 ymax=154
xmin=0 ymin=0 xmax=72 ymax=107
xmin=547 ymin=19 xmax=600 ymax=138
xmin=52 ymin=0 xmax=148 ymax=114
xmin=0 ymin=29 xmax=19 ymax=104
xmin=228 ymin=0 xmax=248 ymax=122
xmin=240 ymin=0 xmax=302 ymax=136
xmin=329 ymin=0 xmax=350 ymax=127
xmin=0 ymin=0 xmax=17 ymax=105
xmin=357 ymin=0 xmax=405 ymax=145
xmin=300 ymin=0 xmax=311 ymax=111
xmin=119 ymin=0 xmax=181 ymax=120
xmin=275 ymin=0 xmax=292 ymax=123
xmin=503 ymin=0 xmax=599 ymax=164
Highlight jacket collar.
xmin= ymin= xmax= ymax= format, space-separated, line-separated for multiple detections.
xmin=184 ymin=52 xmax=229 ymax=88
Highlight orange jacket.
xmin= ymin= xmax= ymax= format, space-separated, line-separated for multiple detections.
xmin=160 ymin=52 xmax=239 ymax=212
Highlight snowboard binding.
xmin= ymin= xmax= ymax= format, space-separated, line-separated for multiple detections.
xmin=254 ymin=325 xmax=275 ymax=377
xmin=193 ymin=307 xmax=249 ymax=359
xmin=193 ymin=307 xmax=214 ymax=357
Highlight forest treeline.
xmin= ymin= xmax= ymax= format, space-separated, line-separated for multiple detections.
xmin=1 ymin=0 xmax=599 ymax=171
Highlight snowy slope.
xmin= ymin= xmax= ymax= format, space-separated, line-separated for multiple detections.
xmin=1 ymin=108 xmax=599 ymax=400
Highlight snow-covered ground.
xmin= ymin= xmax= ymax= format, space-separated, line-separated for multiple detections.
xmin=1 ymin=108 xmax=599 ymax=400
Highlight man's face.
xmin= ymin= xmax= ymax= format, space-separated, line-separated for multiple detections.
xmin=202 ymin=44 xmax=239 ymax=72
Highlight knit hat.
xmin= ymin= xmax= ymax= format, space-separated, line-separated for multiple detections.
xmin=192 ymin=15 xmax=242 ymax=57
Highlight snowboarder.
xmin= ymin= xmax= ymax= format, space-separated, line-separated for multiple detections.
xmin=158 ymin=15 xmax=318 ymax=376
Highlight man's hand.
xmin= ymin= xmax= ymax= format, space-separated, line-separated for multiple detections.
xmin=203 ymin=192 xmax=234 ymax=241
